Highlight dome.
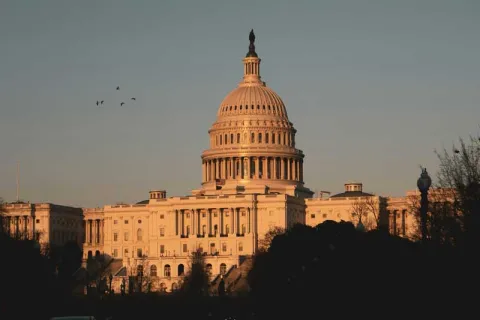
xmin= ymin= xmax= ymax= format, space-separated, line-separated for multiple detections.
xmin=217 ymin=84 xmax=288 ymax=118
xmin=199 ymin=30 xmax=312 ymax=198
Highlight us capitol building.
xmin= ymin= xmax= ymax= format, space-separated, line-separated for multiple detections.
xmin=2 ymin=31 xmax=418 ymax=293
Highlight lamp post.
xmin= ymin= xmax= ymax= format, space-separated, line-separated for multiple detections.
xmin=417 ymin=168 xmax=432 ymax=243
xmin=109 ymin=273 xmax=113 ymax=295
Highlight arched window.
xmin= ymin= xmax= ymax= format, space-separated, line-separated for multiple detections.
xmin=164 ymin=264 xmax=171 ymax=277
xmin=137 ymin=228 xmax=143 ymax=241
xmin=160 ymin=282 xmax=166 ymax=292
xmin=137 ymin=265 xmax=143 ymax=276
xmin=258 ymin=133 xmax=262 ymax=143
xmin=178 ymin=264 xmax=185 ymax=276
xmin=220 ymin=263 xmax=227 ymax=275
xmin=237 ymin=133 xmax=240 ymax=143
xmin=150 ymin=265 xmax=157 ymax=277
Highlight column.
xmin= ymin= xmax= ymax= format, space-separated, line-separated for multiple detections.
xmin=287 ymin=159 xmax=291 ymax=180
xmin=175 ymin=210 xmax=179 ymax=236
xmin=247 ymin=208 xmax=251 ymax=234
xmin=209 ymin=209 xmax=213 ymax=235
xmin=24 ymin=216 xmax=28 ymax=239
xmin=236 ymin=208 xmax=240 ymax=234
xmin=192 ymin=209 xmax=196 ymax=235
xmin=255 ymin=158 xmax=260 ymax=179
xmin=230 ymin=208 xmax=235 ymax=234
xmin=181 ymin=210 xmax=185 ymax=236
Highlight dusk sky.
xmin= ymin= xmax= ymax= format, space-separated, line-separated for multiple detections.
xmin=0 ymin=0 xmax=479 ymax=208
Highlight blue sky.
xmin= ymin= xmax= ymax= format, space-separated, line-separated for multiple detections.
xmin=0 ymin=0 xmax=479 ymax=207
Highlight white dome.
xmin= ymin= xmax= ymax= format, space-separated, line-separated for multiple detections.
xmin=217 ymin=84 xmax=288 ymax=119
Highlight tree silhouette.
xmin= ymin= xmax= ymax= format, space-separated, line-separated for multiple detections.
xmin=180 ymin=249 xmax=209 ymax=297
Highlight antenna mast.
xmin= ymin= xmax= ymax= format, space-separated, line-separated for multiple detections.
xmin=16 ymin=161 xmax=19 ymax=202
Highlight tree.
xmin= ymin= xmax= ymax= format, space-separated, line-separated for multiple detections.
xmin=350 ymin=196 xmax=381 ymax=230
xmin=181 ymin=250 xmax=209 ymax=297
xmin=258 ymin=226 xmax=285 ymax=252
xmin=129 ymin=255 xmax=154 ymax=293
xmin=406 ymin=133 xmax=480 ymax=247
xmin=435 ymin=134 xmax=480 ymax=247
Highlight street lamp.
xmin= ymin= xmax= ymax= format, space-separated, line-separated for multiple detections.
xmin=109 ymin=273 xmax=113 ymax=294
xmin=417 ymin=168 xmax=432 ymax=243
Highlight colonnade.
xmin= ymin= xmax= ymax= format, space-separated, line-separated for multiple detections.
xmin=3 ymin=215 xmax=32 ymax=238
xmin=84 ymin=219 xmax=104 ymax=244
xmin=202 ymin=156 xmax=303 ymax=183
xmin=174 ymin=208 xmax=252 ymax=237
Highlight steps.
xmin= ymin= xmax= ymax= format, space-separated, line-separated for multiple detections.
xmin=224 ymin=256 xmax=253 ymax=295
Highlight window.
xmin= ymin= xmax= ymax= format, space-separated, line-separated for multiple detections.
xmin=265 ymin=133 xmax=269 ymax=143
xmin=137 ymin=248 xmax=143 ymax=257
xmin=36 ymin=219 xmax=40 ymax=224
xmin=150 ymin=265 xmax=157 ymax=277
xmin=251 ymin=132 xmax=255 ymax=143
xmin=323 ymin=213 xmax=327 ymax=218
xmin=159 ymin=227 xmax=165 ymax=237
xmin=114 ymin=233 xmax=118 ymax=241
xmin=164 ymin=265 xmax=171 ymax=277
xmin=238 ymin=242 xmax=243 ymax=252
xmin=124 ymin=232 xmax=129 ymax=241
xmin=138 ymin=219 xmax=142 ymax=224
xmin=241 ymin=224 xmax=246 ymax=234
xmin=186 ymin=225 xmax=190 ymax=236
xmin=160 ymin=245 xmax=165 ymax=254
xmin=160 ymin=214 xmax=164 ymax=219
xmin=114 ymin=220 xmax=118 ymax=224
xmin=137 ymin=265 xmax=143 ymax=276
xmin=124 ymin=220 xmax=129 ymax=224
xmin=222 ymin=243 xmax=227 ymax=252
xmin=183 ymin=244 xmax=188 ymax=253
xmin=258 ymin=133 xmax=262 ymax=143
xmin=225 ymin=225 xmax=230 ymax=234
xmin=202 ymin=225 xmax=206 ymax=235
xmin=124 ymin=248 xmax=129 ymax=256
xmin=230 ymin=134 xmax=233 ymax=144
xmin=220 ymin=263 xmax=227 ymax=275
xmin=113 ymin=249 xmax=118 ymax=257
xmin=310 ymin=214 xmax=315 ymax=219
xmin=272 ymin=134 xmax=276 ymax=144
xmin=137 ymin=228 xmax=143 ymax=241
xmin=237 ymin=133 xmax=240 ymax=143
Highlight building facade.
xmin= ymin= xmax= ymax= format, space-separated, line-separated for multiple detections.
xmin=1 ymin=202 xmax=84 ymax=249
xmin=2 ymin=31 xmax=421 ymax=293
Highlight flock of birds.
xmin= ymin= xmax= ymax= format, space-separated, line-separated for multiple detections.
xmin=96 ymin=86 xmax=136 ymax=107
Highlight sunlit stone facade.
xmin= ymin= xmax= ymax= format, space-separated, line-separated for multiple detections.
xmin=2 ymin=31 xmax=420 ymax=293
xmin=1 ymin=202 xmax=84 ymax=249
xmin=79 ymin=31 xmax=423 ymax=292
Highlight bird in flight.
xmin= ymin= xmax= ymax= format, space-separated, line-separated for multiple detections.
xmin=131 ymin=97 xmax=136 ymax=101
xmin=454 ymin=149 xmax=460 ymax=154
xmin=96 ymin=101 xmax=99 ymax=106
xmin=120 ymin=102 xmax=125 ymax=106
xmin=116 ymin=86 xmax=120 ymax=90
xmin=101 ymin=100 xmax=104 ymax=105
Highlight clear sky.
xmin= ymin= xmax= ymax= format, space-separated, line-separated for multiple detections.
xmin=0 ymin=0 xmax=479 ymax=207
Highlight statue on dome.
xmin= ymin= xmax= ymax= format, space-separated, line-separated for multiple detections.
xmin=249 ymin=29 xmax=255 ymax=44
xmin=246 ymin=29 xmax=258 ymax=57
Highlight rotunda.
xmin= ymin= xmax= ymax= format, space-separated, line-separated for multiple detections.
xmin=199 ymin=30 xmax=312 ymax=198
